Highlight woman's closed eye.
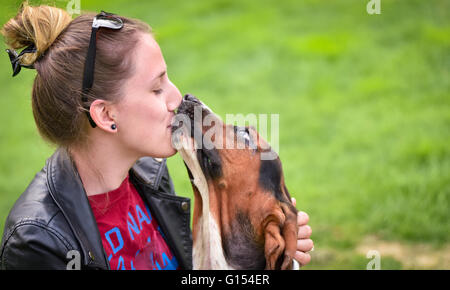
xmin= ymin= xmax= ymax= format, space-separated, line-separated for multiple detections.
xmin=153 ymin=88 xmax=163 ymax=95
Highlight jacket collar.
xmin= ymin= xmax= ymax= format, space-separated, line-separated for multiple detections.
xmin=45 ymin=147 xmax=169 ymax=269
xmin=46 ymin=148 xmax=107 ymax=269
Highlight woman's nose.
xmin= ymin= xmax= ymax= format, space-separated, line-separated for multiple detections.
xmin=167 ymin=80 xmax=182 ymax=112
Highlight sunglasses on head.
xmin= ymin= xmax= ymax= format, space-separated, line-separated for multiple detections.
xmin=82 ymin=11 xmax=124 ymax=128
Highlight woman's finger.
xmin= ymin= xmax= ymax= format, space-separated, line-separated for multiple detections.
xmin=297 ymin=239 xmax=314 ymax=252
xmin=298 ymin=225 xmax=312 ymax=239
xmin=294 ymin=251 xmax=311 ymax=267
xmin=297 ymin=211 xmax=309 ymax=226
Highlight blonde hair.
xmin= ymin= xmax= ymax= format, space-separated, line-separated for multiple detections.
xmin=1 ymin=2 xmax=151 ymax=148
xmin=1 ymin=1 xmax=72 ymax=67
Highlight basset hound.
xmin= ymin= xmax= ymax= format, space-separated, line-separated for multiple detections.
xmin=171 ymin=94 xmax=299 ymax=270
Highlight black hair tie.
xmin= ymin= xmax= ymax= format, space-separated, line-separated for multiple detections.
xmin=5 ymin=44 xmax=37 ymax=77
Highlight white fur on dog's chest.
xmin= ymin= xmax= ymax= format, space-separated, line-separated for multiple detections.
xmin=193 ymin=213 xmax=235 ymax=270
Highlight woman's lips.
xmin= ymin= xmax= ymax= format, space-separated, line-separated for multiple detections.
xmin=168 ymin=113 xmax=176 ymax=129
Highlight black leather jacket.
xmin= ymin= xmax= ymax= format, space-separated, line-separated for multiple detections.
xmin=0 ymin=148 xmax=193 ymax=270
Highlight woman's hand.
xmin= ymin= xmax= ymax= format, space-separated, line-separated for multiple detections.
xmin=292 ymin=198 xmax=314 ymax=267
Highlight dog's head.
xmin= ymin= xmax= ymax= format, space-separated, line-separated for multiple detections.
xmin=171 ymin=94 xmax=298 ymax=269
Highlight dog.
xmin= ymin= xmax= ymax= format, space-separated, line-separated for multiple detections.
xmin=171 ymin=94 xmax=298 ymax=270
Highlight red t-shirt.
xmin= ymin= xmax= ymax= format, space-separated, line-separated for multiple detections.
xmin=88 ymin=174 xmax=179 ymax=270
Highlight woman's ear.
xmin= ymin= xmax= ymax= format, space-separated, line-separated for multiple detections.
xmin=89 ymin=99 xmax=117 ymax=132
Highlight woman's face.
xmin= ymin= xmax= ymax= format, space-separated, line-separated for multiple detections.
xmin=113 ymin=33 xmax=182 ymax=159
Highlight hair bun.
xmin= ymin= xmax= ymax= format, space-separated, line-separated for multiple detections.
xmin=1 ymin=1 xmax=72 ymax=67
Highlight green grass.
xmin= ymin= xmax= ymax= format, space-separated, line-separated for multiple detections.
xmin=0 ymin=0 xmax=448 ymax=269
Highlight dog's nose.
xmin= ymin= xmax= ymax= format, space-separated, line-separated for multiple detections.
xmin=183 ymin=94 xmax=201 ymax=104
xmin=176 ymin=94 xmax=201 ymax=118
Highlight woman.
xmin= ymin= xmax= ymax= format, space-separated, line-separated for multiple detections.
xmin=0 ymin=3 xmax=313 ymax=270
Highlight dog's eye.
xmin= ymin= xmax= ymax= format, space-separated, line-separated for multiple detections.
xmin=234 ymin=126 xmax=257 ymax=152
xmin=235 ymin=126 xmax=250 ymax=143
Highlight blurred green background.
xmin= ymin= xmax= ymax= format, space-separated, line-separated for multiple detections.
xmin=0 ymin=0 xmax=448 ymax=269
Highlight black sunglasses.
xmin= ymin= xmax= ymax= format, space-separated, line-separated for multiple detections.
xmin=82 ymin=11 xmax=124 ymax=128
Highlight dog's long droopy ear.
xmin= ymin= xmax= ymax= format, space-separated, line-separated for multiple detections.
xmin=262 ymin=202 xmax=298 ymax=270
xmin=263 ymin=214 xmax=286 ymax=270
xmin=279 ymin=202 xmax=298 ymax=270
